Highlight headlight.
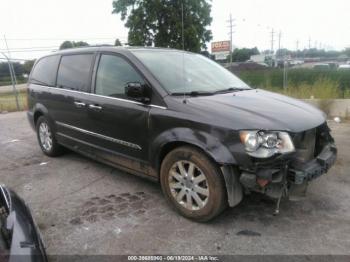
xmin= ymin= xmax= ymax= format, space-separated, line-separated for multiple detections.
xmin=240 ymin=130 xmax=295 ymax=158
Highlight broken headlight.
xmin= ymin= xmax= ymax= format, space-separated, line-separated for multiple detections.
xmin=239 ymin=130 xmax=295 ymax=158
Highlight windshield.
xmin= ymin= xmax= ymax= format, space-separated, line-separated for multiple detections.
xmin=131 ymin=50 xmax=250 ymax=94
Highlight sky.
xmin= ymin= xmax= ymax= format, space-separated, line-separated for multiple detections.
xmin=0 ymin=0 xmax=350 ymax=61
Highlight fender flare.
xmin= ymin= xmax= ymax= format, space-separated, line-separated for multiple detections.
xmin=150 ymin=128 xmax=242 ymax=207
xmin=150 ymin=127 xmax=237 ymax=171
xmin=32 ymin=103 xmax=56 ymax=132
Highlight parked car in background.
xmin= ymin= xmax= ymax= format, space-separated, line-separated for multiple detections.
xmin=0 ymin=185 xmax=47 ymax=262
xmin=27 ymin=47 xmax=337 ymax=221
xmin=338 ymin=64 xmax=350 ymax=70
xmin=312 ymin=63 xmax=330 ymax=70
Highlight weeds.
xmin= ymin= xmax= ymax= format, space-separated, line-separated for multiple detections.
xmin=236 ymin=68 xmax=350 ymax=99
xmin=0 ymin=90 xmax=27 ymax=112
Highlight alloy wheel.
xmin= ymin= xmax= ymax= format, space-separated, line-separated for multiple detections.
xmin=39 ymin=122 xmax=52 ymax=152
xmin=168 ymin=160 xmax=209 ymax=211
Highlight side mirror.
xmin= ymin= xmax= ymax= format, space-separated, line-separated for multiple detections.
xmin=125 ymin=82 xmax=150 ymax=103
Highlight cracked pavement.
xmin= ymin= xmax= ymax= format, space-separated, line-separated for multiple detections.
xmin=0 ymin=111 xmax=350 ymax=255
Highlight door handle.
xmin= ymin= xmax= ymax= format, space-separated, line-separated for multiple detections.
xmin=74 ymin=101 xmax=86 ymax=108
xmin=88 ymin=104 xmax=102 ymax=111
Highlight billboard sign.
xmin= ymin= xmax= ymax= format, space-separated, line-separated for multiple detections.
xmin=211 ymin=41 xmax=231 ymax=60
xmin=211 ymin=41 xmax=231 ymax=53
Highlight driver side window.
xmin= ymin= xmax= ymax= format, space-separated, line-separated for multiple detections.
xmin=95 ymin=54 xmax=144 ymax=98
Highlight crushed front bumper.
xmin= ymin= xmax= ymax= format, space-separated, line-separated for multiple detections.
xmin=238 ymin=142 xmax=337 ymax=199
xmin=290 ymin=144 xmax=337 ymax=184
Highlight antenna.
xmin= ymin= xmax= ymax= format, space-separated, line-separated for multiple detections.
xmin=181 ymin=1 xmax=187 ymax=103
xmin=181 ymin=2 xmax=184 ymax=51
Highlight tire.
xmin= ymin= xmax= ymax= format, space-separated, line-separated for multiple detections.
xmin=160 ymin=146 xmax=227 ymax=222
xmin=36 ymin=116 xmax=64 ymax=157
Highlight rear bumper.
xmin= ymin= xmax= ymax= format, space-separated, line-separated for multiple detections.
xmin=290 ymin=144 xmax=337 ymax=184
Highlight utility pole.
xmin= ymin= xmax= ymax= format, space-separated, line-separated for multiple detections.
xmin=3 ymin=35 xmax=19 ymax=110
xmin=0 ymin=52 xmax=19 ymax=110
xmin=270 ymin=28 xmax=275 ymax=54
xmin=3 ymin=35 xmax=17 ymax=85
xmin=308 ymin=37 xmax=311 ymax=49
xmin=283 ymin=58 xmax=288 ymax=90
xmin=296 ymin=40 xmax=299 ymax=51
xmin=278 ymin=31 xmax=282 ymax=51
xmin=227 ymin=14 xmax=235 ymax=66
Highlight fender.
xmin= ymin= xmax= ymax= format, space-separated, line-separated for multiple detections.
xmin=33 ymin=103 xmax=49 ymax=119
xmin=149 ymin=127 xmax=242 ymax=207
xmin=31 ymin=103 xmax=57 ymax=132
xmin=150 ymin=127 xmax=237 ymax=170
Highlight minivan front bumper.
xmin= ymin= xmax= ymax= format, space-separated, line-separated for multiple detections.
xmin=290 ymin=143 xmax=337 ymax=184
xmin=236 ymin=122 xmax=337 ymax=201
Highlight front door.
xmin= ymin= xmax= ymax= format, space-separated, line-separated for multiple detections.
xmin=86 ymin=53 xmax=150 ymax=174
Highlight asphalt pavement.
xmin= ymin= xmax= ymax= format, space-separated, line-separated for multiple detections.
xmin=0 ymin=112 xmax=349 ymax=256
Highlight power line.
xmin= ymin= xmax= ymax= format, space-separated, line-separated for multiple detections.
xmin=0 ymin=57 xmax=34 ymax=61
xmin=0 ymin=49 xmax=58 ymax=53
xmin=0 ymin=46 xmax=59 ymax=51
xmin=4 ymin=37 xmax=127 ymax=41
xmin=278 ymin=31 xmax=282 ymax=51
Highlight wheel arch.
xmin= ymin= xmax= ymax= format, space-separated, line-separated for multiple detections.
xmin=150 ymin=128 xmax=237 ymax=175
xmin=33 ymin=103 xmax=51 ymax=126
xmin=151 ymin=128 xmax=242 ymax=208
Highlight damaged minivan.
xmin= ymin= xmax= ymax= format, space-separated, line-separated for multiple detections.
xmin=27 ymin=47 xmax=337 ymax=221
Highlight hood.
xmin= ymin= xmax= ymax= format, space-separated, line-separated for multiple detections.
xmin=180 ymin=89 xmax=326 ymax=133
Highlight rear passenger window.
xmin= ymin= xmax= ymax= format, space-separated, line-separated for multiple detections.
xmin=57 ymin=54 xmax=93 ymax=92
xmin=95 ymin=54 xmax=144 ymax=98
xmin=30 ymin=55 xmax=60 ymax=86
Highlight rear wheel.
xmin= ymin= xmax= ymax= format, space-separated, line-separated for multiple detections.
xmin=36 ymin=116 xmax=64 ymax=157
xmin=160 ymin=146 xmax=227 ymax=222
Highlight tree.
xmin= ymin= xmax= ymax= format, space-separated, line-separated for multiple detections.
xmin=59 ymin=41 xmax=74 ymax=50
xmin=344 ymin=48 xmax=350 ymax=57
xmin=74 ymin=41 xmax=89 ymax=48
xmin=59 ymin=41 xmax=89 ymax=50
xmin=114 ymin=38 xmax=122 ymax=46
xmin=230 ymin=47 xmax=259 ymax=62
xmin=112 ymin=0 xmax=213 ymax=52
xmin=23 ymin=60 xmax=36 ymax=74
xmin=0 ymin=62 xmax=25 ymax=79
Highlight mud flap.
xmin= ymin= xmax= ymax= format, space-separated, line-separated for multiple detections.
xmin=221 ymin=166 xmax=243 ymax=207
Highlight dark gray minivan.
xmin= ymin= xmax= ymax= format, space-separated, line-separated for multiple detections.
xmin=27 ymin=46 xmax=337 ymax=221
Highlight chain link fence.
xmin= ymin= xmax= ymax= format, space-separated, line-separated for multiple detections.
xmin=0 ymin=83 xmax=27 ymax=113
xmin=0 ymin=53 xmax=28 ymax=113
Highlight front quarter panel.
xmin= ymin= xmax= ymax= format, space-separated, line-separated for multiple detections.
xmin=148 ymin=106 xmax=241 ymax=172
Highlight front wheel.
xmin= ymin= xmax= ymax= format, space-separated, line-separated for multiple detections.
xmin=160 ymin=146 xmax=227 ymax=222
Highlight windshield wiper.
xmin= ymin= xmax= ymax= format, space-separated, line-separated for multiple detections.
xmin=213 ymin=87 xmax=250 ymax=94
xmin=171 ymin=91 xmax=214 ymax=96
